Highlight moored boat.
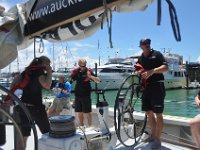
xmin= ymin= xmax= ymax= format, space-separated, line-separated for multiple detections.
xmin=52 ymin=51 xmax=187 ymax=90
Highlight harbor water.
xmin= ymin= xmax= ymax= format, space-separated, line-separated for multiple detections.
xmin=44 ymin=88 xmax=200 ymax=119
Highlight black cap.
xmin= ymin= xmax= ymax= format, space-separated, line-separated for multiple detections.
xmin=139 ymin=38 xmax=151 ymax=46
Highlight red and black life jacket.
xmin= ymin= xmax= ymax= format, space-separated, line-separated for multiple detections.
xmin=70 ymin=67 xmax=92 ymax=82
xmin=134 ymin=63 xmax=147 ymax=88
xmin=5 ymin=65 xmax=45 ymax=101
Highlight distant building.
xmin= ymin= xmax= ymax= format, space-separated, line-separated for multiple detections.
xmin=187 ymin=62 xmax=200 ymax=82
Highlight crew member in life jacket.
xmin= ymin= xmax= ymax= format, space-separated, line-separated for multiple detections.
xmin=15 ymin=56 xmax=52 ymax=150
xmin=136 ymin=38 xmax=168 ymax=149
xmin=69 ymin=58 xmax=100 ymax=127
xmin=47 ymin=75 xmax=71 ymax=117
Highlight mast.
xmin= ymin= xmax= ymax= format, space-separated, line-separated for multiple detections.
xmin=52 ymin=42 xmax=55 ymax=71
xmin=17 ymin=55 xmax=19 ymax=72
xmin=98 ymin=40 xmax=100 ymax=66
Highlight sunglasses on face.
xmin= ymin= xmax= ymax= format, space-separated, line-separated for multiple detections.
xmin=141 ymin=43 xmax=150 ymax=46
xmin=79 ymin=65 xmax=86 ymax=68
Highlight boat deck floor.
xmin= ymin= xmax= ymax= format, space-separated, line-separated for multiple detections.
xmin=0 ymin=107 xmax=196 ymax=150
xmin=0 ymin=126 xmax=194 ymax=150
xmin=116 ymin=141 xmax=193 ymax=150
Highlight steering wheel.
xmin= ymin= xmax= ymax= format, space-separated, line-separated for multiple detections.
xmin=114 ymin=75 xmax=147 ymax=147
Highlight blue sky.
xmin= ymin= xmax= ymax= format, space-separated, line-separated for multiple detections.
xmin=1 ymin=0 xmax=200 ymax=71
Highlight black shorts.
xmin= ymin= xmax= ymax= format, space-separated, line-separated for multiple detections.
xmin=75 ymin=96 xmax=91 ymax=113
xmin=15 ymin=104 xmax=50 ymax=136
xmin=141 ymin=82 xmax=165 ymax=113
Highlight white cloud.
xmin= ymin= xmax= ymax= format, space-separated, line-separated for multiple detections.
xmin=1 ymin=41 xmax=100 ymax=73
xmin=74 ymin=42 xmax=96 ymax=48
xmin=69 ymin=47 xmax=79 ymax=53
xmin=0 ymin=2 xmax=12 ymax=11
xmin=197 ymin=56 xmax=200 ymax=63
xmin=128 ymin=48 xmax=134 ymax=51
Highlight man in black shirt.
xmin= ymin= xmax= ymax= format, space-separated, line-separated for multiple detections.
xmin=70 ymin=58 xmax=100 ymax=127
xmin=136 ymin=38 xmax=168 ymax=149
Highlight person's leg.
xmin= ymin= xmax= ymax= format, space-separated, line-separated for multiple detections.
xmin=190 ymin=117 xmax=200 ymax=148
xmin=16 ymin=106 xmax=32 ymax=150
xmin=55 ymin=98 xmax=65 ymax=116
xmin=86 ymin=112 xmax=92 ymax=127
xmin=78 ymin=112 xmax=84 ymax=126
xmin=47 ymin=99 xmax=57 ymax=117
xmin=47 ymin=108 xmax=53 ymax=117
xmin=141 ymin=88 xmax=155 ymax=139
xmin=155 ymin=113 xmax=163 ymax=140
xmin=75 ymin=97 xmax=83 ymax=126
xmin=16 ymin=136 xmax=28 ymax=150
xmin=82 ymin=96 xmax=92 ymax=127
xmin=55 ymin=109 xmax=61 ymax=116
xmin=151 ymin=83 xmax=165 ymax=149
xmin=151 ymin=114 xmax=163 ymax=149
xmin=146 ymin=111 xmax=156 ymax=138
xmin=35 ymin=105 xmax=50 ymax=134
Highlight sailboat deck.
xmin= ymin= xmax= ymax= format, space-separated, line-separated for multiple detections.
xmin=0 ymin=126 xmax=194 ymax=150
xmin=0 ymin=101 xmax=196 ymax=150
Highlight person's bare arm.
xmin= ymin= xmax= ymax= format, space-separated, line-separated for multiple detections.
xmin=142 ymin=65 xmax=168 ymax=79
xmin=152 ymin=65 xmax=168 ymax=74
xmin=87 ymin=71 xmax=100 ymax=83
xmin=195 ymin=95 xmax=200 ymax=108
xmin=10 ymin=75 xmax=21 ymax=89
xmin=61 ymin=89 xmax=70 ymax=94
xmin=90 ymin=75 xmax=100 ymax=83
xmin=39 ymin=65 xmax=52 ymax=89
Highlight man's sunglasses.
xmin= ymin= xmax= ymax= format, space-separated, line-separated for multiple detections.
xmin=80 ymin=65 xmax=86 ymax=68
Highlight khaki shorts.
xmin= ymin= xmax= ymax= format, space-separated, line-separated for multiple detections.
xmin=49 ymin=97 xmax=71 ymax=112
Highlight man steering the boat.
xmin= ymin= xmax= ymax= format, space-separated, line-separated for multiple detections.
xmin=136 ymin=38 xmax=168 ymax=149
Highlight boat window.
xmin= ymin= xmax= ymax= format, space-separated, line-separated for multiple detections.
xmin=99 ymin=68 xmax=125 ymax=73
xmin=178 ymin=72 xmax=181 ymax=77
xmin=57 ymin=68 xmax=67 ymax=73
xmin=127 ymin=69 xmax=133 ymax=73
xmin=184 ymin=71 xmax=186 ymax=77
xmin=174 ymin=72 xmax=178 ymax=77
xmin=181 ymin=72 xmax=183 ymax=77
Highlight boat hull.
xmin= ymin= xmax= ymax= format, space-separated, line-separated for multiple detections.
xmin=52 ymin=73 xmax=187 ymax=91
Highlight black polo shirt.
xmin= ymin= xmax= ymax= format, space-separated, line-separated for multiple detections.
xmin=137 ymin=49 xmax=168 ymax=83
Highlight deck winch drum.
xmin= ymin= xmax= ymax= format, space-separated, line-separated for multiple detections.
xmin=49 ymin=115 xmax=76 ymax=138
